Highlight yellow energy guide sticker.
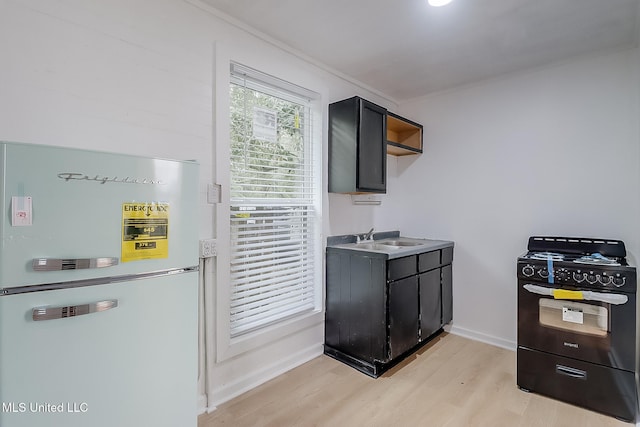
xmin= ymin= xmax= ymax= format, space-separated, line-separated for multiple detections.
xmin=121 ymin=202 xmax=169 ymax=262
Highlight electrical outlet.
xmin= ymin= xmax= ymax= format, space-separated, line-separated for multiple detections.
xmin=199 ymin=239 xmax=217 ymax=258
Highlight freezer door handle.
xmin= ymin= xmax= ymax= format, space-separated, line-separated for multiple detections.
xmin=32 ymin=299 xmax=118 ymax=321
xmin=32 ymin=257 xmax=119 ymax=271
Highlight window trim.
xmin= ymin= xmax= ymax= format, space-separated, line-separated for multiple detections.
xmin=214 ymin=58 xmax=323 ymax=362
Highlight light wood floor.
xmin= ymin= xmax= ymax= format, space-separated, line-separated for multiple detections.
xmin=198 ymin=333 xmax=630 ymax=426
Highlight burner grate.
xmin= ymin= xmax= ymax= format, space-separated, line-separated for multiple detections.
xmin=574 ymin=253 xmax=621 ymax=266
xmin=527 ymin=252 xmax=565 ymax=261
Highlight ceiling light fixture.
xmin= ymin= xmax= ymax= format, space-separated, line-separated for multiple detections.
xmin=428 ymin=0 xmax=453 ymax=6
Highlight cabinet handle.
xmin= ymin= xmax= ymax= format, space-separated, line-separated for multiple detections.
xmin=555 ymin=364 xmax=587 ymax=380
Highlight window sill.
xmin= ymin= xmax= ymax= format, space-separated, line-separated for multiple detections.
xmin=216 ymin=309 xmax=324 ymax=362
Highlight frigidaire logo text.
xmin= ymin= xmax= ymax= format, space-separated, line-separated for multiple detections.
xmin=57 ymin=173 xmax=165 ymax=185
xmin=563 ymin=342 xmax=579 ymax=348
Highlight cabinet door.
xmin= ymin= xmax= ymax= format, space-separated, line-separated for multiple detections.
xmin=419 ymin=269 xmax=442 ymax=339
xmin=357 ymin=100 xmax=386 ymax=192
xmin=442 ymin=264 xmax=453 ymax=325
xmin=325 ymin=251 xmax=386 ymax=362
xmin=388 ymin=276 xmax=419 ymax=359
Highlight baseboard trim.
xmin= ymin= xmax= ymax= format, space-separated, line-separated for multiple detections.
xmin=447 ymin=325 xmax=516 ymax=351
xmin=198 ymin=394 xmax=215 ymax=415
xmin=204 ymin=343 xmax=324 ymax=411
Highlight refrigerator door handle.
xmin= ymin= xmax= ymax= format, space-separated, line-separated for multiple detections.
xmin=32 ymin=257 xmax=119 ymax=271
xmin=32 ymin=299 xmax=118 ymax=321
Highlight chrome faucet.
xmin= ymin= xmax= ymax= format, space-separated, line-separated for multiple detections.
xmin=356 ymin=228 xmax=375 ymax=243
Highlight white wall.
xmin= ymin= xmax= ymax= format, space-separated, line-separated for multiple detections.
xmin=379 ymin=48 xmax=639 ymax=347
xmin=0 ymin=0 xmax=395 ymax=413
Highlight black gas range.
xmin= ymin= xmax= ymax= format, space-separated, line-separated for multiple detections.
xmin=517 ymin=236 xmax=638 ymax=422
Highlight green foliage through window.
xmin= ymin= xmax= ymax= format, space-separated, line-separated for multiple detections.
xmin=230 ymin=84 xmax=309 ymax=200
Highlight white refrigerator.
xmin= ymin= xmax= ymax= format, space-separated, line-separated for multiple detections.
xmin=0 ymin=142 xmax=199 ymax=426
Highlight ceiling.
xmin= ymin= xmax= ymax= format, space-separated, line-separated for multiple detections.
xmin=200 ymin=0 xmax=640 ymax=102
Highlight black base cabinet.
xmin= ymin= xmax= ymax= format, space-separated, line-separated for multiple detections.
xmin=325 ymin=244 xmax=454 ymax=377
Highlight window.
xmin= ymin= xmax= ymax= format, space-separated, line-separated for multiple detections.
xmin=228 ymin=63 xmax=319 ymax=338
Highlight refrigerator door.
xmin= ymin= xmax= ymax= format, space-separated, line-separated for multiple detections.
xmin=0 ymin=142 xmax=199 ymax=288
xmin=0 ymin=272 xmax=198 ymax=427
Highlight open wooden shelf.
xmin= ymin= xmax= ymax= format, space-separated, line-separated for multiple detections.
xmin=386 ymin=112 xmax=423 ymax=156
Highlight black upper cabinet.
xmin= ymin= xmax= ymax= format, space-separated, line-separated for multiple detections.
xmin=328 ymin=96 xmax=387 ymax=193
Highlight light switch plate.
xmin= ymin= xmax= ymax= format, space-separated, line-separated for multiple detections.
xmin=207 ymin=184 xmax=221 ymax=204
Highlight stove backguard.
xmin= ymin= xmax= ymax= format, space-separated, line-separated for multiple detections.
xmin=527 ymin=236 xmax=626 ymax=258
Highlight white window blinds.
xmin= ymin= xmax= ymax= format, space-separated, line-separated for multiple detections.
xmin=229 ymin=63 xmax=318 ymax=337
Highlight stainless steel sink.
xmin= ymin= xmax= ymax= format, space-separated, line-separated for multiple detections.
xmin=354 ymin=243 xmax=386 ymax=251
xmin=342 ymin=236 xmax=432 ymax=253
xmin=330 ymin=234 xmax=450 ymax=259
xmin=351 ymin=239 xmax=427 ymax=251
xmin=378 ymin=240 xmax=423 ymax=247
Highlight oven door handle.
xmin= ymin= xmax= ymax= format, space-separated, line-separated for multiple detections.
xmin=523 ymin=284 xmax=628 ymax=305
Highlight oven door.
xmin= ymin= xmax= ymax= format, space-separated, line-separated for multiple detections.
xmin=518 ymin=281 xmax=636 ymax=371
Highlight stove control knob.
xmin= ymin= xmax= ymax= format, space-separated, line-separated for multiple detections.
xmin=573 ymin=270 xmax=585 ymax=283
xmin=586 ymin=272 xmax=597 ymax=284
xmin=522 ymin=265 xmax=535 ymax=277
xmin=555 ymin=268 xmax=569 ymax=281
xmin=612 ymin=274 xmax=625 ymax=287
xmin=599 ymin=273 xmax=611 ymax=285
xmin=538 ymin=268 xmax=549 ymax=278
